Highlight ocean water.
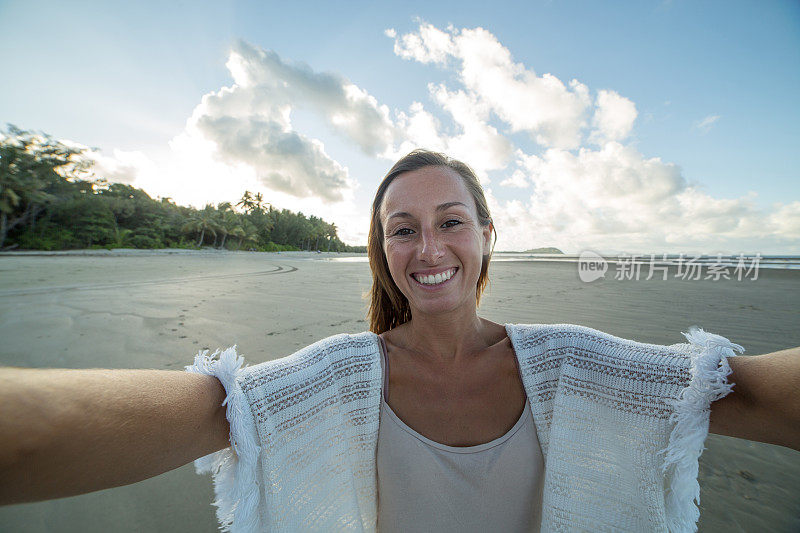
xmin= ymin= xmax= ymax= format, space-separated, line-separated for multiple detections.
xmin=490 ymin=253 xmax=800 ymax=270
xmin=330 ymin=253 xmax=800 ymax=270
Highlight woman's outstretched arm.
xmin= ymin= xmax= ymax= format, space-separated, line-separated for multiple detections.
xmin=0 ymin=368 xmax=231 ymax=505
xmin=710 ymin=346 xmax=800 ymax=451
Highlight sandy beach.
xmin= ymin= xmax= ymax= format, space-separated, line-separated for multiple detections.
xmin=0 ymin=250 xmax=798 ymax=532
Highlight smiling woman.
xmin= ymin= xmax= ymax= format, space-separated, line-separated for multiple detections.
xmin=367 ymin=154 xmax=538 ymax=531
xmin=379 ymin=169 xmax=491 ymax=317
xmin=367 ymin=151 xmax=496 ymax=333
xmin=0 ymin=150 xmax=798 ymax=533
xmin=180 ymin=150 xmax=799 ymax=532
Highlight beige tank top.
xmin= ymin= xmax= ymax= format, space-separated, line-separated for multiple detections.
xmin=376 ymin=336 xmax=544 ymax=532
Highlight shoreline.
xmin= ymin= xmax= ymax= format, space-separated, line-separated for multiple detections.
xmin=3 ymin=248 xmax=796 ymax=272
xmin=0 ymin=248 xmax=365 ymax=258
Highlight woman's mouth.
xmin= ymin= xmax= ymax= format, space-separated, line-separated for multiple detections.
xmin=410 ymin=267 xmax=458 ymax=287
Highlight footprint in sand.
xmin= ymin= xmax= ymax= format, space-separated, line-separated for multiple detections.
xmin=738 ymin=470 xmax=756 ymax=481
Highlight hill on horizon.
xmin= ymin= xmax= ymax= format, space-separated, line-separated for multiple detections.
xmin=521 ymin=247 xmax=564 ymax=254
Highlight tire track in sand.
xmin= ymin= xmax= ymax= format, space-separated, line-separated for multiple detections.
xmin=0 ymin=265 xmax=299 ymax=297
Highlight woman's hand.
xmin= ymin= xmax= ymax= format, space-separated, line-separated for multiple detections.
xmin=710 ymin=347 xmax=800 ymax=451
xmin=0 ymin=368 xmax=231 ymax=505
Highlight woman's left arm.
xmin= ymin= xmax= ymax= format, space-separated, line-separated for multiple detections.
xmin=709 ymin=347 xmax=800 ymax=451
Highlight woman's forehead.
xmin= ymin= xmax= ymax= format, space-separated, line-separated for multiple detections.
xmin=380 ymin=167 xmax=474 ymax=218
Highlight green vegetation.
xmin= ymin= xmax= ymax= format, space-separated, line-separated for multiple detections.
xmin=0 ymin=125 xmax=365 ymax=252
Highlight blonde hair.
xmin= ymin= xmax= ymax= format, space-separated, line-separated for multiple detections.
xmin=366 ymin=150 xmax=496 ymax=334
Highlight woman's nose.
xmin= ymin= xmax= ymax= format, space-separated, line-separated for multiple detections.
xmin=419 ymin=229 xmax=444 ymax=263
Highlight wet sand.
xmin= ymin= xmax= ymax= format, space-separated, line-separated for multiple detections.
xmin=0 ymin=250 xmax=798 ymax=532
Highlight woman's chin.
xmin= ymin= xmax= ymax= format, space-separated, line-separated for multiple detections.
xmin=408 ymin=297 xmax=475 ymax=319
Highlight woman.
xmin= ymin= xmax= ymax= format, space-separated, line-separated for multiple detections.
xmin=1 ymin=150 xmax=798 ymax=533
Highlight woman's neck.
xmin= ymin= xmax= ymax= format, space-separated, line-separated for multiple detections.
xmin=397 ymin=305 xmax=504 ymax=363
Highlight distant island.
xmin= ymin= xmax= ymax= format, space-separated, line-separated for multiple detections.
xmin=522 ymin=247 xmax=564 ymax=254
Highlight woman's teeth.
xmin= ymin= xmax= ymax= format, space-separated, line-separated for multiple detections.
xmin=414 ymin=268 xmax=456 ymax=285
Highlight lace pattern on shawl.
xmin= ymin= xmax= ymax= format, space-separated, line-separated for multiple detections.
xmin=188 ymin=333 xmax=382 ymax=533
xmin=506 ymin=323 xmax=741 ymax=533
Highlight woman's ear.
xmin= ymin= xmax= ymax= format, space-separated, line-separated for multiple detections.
xmin=482 ymin=221 xmax=493 ymax=256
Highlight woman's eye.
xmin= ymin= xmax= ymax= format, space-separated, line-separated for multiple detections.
xmin=442 ymin=219 xmax=461 ymax=228
xmin=392 ymin=228 xmax=414 ymax=236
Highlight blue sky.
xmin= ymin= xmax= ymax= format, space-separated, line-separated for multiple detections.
xmin=1 ymin=0 xmax=798 ymax=253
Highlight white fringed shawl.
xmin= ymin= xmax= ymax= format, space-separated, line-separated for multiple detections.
xmin=186 ymin=323 xmax=743 ymax=533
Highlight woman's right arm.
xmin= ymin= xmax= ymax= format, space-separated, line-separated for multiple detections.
xmin=0 ymin=368 xmax=231 ymax=505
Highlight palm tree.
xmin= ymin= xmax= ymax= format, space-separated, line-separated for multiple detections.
xmin=181 ymin=206 xmax=219 ymax=247
xmin=0 ymin=173 xmax=23 ymax=249
xmin=326 ymin=223 xmax=337 ymax=251
xmin=112 ymin=227 xmax=134 ymax=248
xmin=216 ymin=202 xmax=237 ymax=249
xmin=180 ymin=215 xmax=202 ymax=246
xmin=253 ymin=192 xmax=265 ymax=213
xmin=239 ymin=220 xmax=259 ymax=250
xmin=0 ymin=130 xmax=66 ymax=248
xmin=236 ymin=191 xmax=255 ymax=214
xmin=230 ymin=225 xmax=245 ymax=250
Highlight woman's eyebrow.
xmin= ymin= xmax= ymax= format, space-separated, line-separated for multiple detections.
xmin=387 ymin=201 xmax=468 ymax=221
xmin=386 ymin=212 xmax=414 ymax=221
xmin=436 ymin=201 xmax=468 ymax=212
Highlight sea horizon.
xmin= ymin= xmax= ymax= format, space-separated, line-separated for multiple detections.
xmin=3 ymin=248 xmax=796 ymax=270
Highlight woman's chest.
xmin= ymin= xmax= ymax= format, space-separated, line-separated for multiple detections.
xmin=384 ymin=345 xmax=527 ymax=447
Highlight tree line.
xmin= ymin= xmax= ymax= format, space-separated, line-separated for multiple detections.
xmin=0 ymin=125 xmax=365 ymax=253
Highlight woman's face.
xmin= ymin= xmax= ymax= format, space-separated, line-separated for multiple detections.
xmin=380 ymin=166 xmax=492 ymax=318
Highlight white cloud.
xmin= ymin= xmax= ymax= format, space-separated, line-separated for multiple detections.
xmin=395 ymin=102 xmax=447 ymax=153
xmin=228 ymin=41 xmax=396 ymax=156
xmin=590 ymin=90 xmax=637 ymax=143
xmin=180 ymin=41 xmax=408 ymax=202
xmin=767 ymin=201 xmax=800 ymax=236
xmin=392 ymin=22 xmax=456 ymax=64
xmin=500 ymin=169 xmax=529 ymax=188
xmin=87 ymin=148 xmax=156 ymax=186
xmin=693 ymin=114 xmax=720 ymax=133
xmin=164 ymin=127 xmax=367 ymax=243
xmin=193 ymin=113 xmax=350 ymax=201
xmin=390 ymin=23 xmax=592 ymax=149
xmin=393 ymin=84 xmax=513 ymax=180
xmin=490 ymin=143 xmax=797 ymax=253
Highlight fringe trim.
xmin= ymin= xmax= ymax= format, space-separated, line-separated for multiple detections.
xmin=660 ymin=326 xmax=744 ymax=533
xmin=186 ymin=346 xmax=262 ymax=533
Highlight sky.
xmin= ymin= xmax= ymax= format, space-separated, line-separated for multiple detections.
xmin=1 ymin=0 xmax=798 ymax=254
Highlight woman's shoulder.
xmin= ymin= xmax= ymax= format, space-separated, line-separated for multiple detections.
xmin=237 ymin=331 xmax=380 ymax=386
xmin=507 ymin=322 xmax=670 ymax=344
xmin=505 ymin=323 xmax=690 ymax=364
xmin=506 ymin=322 xmax=745 ymax=377
xmin=299 ymin=331 xmax=378 ymax=355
